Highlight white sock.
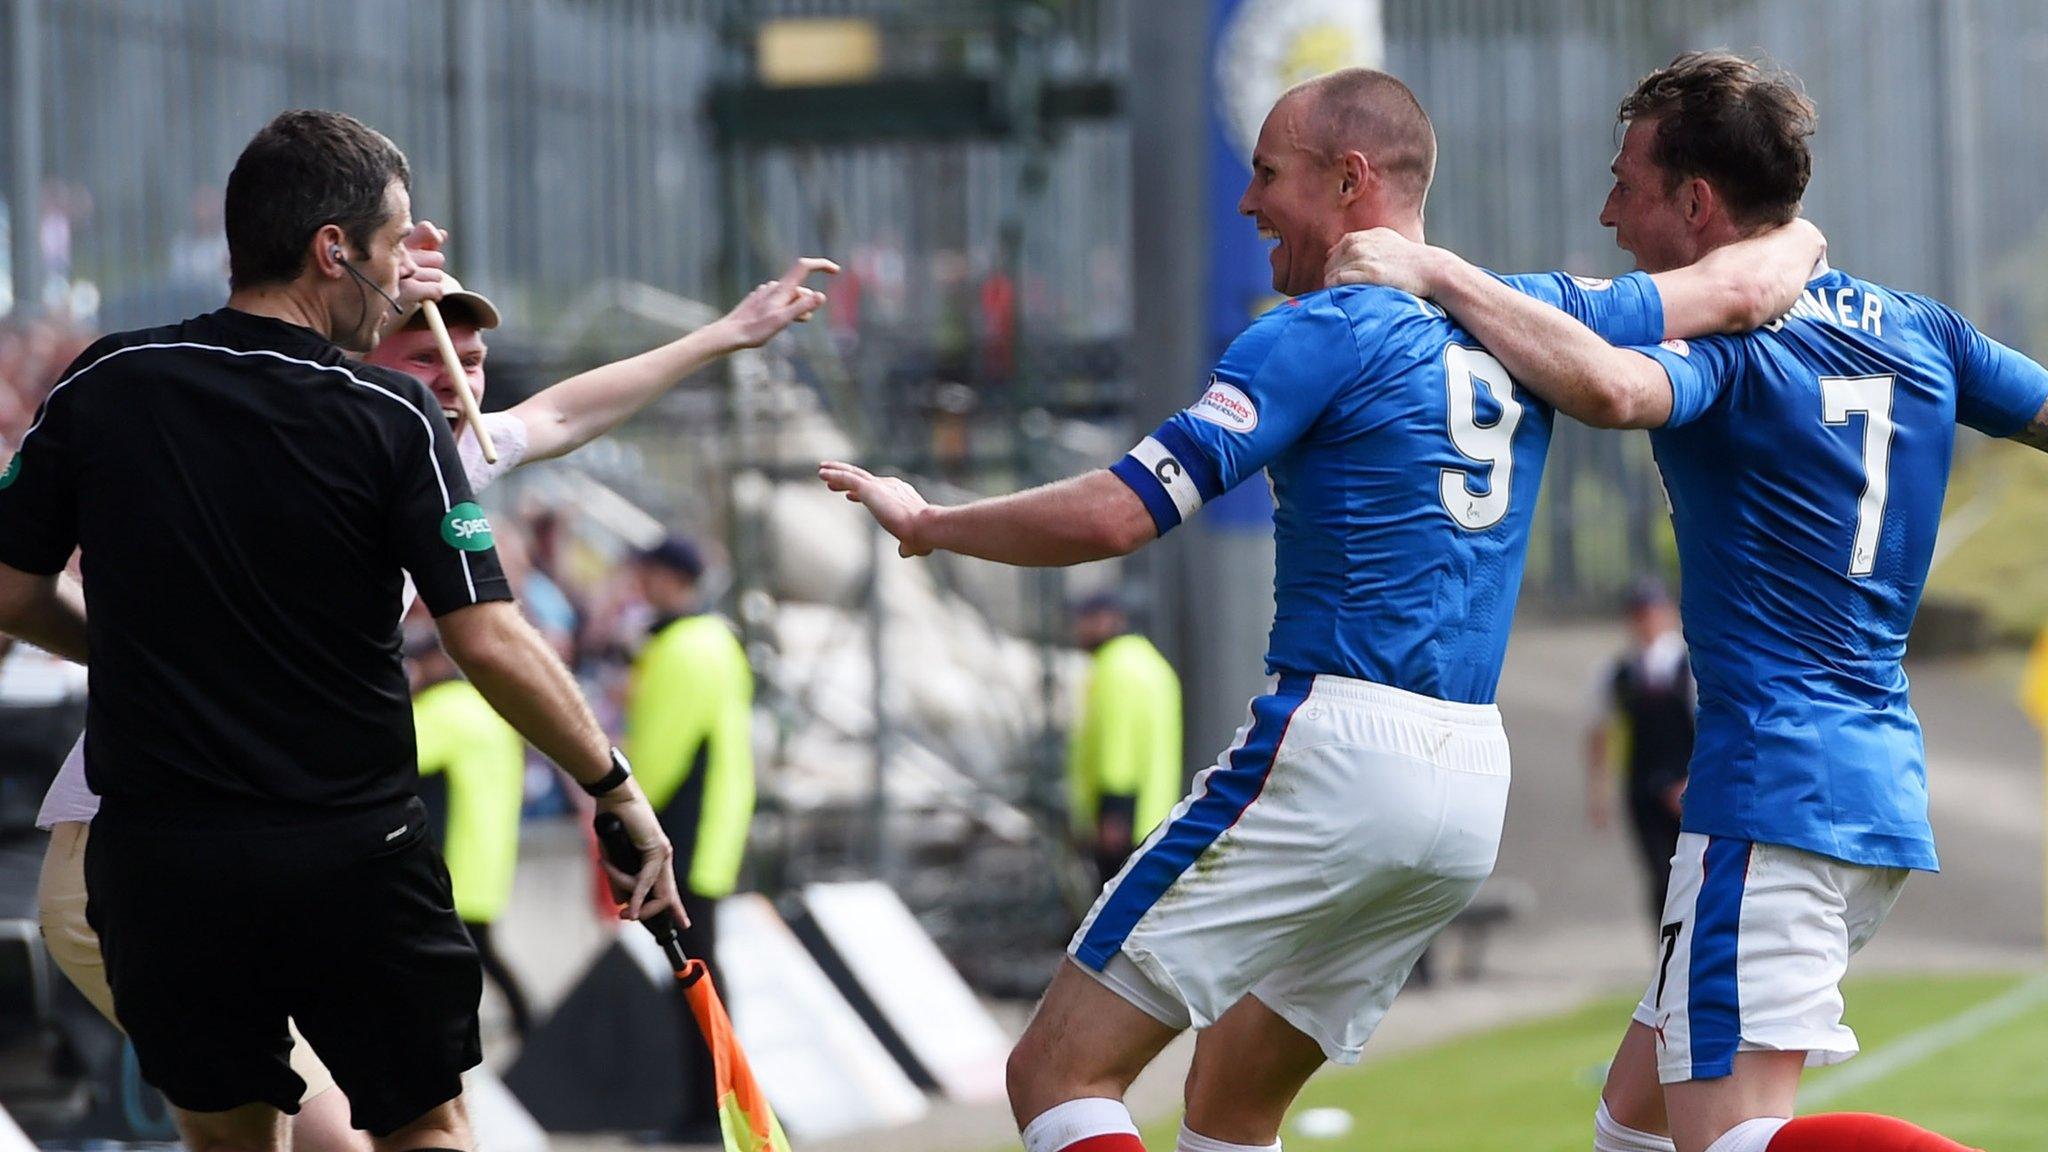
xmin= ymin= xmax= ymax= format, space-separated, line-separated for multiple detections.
xmin=1022 ymin=1098 xmax=1140 ymax=1152
xmin=1594 ymin=1100 xmax=1677 ymax=1152
xmin=1176 ymin=1120 xmax=1280 ymax=1152
xmin=1702 ymin=1117 xmax=1790 ymax=1152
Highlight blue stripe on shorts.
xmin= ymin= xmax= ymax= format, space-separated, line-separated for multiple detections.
xmin=1071 ymin=673 xmax=1313 ymax=971
xmin=1687 ymin=836 xmax=1752 ymax=1079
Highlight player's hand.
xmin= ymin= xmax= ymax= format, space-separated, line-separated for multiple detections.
xmin=1782 ymin=215 xmax=1827 ymax=275
xmin=1696 ymin=216 xmax=1826 ymax=331
xmin=1323 ymin=227 xmax=1442 ymax=296
xmin=818 ymin=461 xmax=934 ymax=557
xmin=721 ymin=257 xmax=839 ymax=349
xmin=1660 ymin=779 xmax=1686 ymax=820
xmin=396 ymin=220 xmax=450 ymax=312
xmin=594 ymin=778 xmax=688 ymax=926
xmin=1759 ymin=215 xmax=1827 ymax=313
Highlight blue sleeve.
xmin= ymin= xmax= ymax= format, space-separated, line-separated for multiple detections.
xmin=1633 ymin=336 xmax=1745 ymax=429
xmin=1927 ymin=301 xmax=2048 ymax=438
xmin=1109 ymin=295 xmax=1365 ymax=535
xmin=1500 ymin=270 xmax=1665 ymax=347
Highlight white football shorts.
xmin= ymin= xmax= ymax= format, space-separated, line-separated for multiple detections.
xmin=1633 ymin=831 xmax=1908 ymax=1083
xmin=1067 ymin=671 xmax=1510 ymax=1064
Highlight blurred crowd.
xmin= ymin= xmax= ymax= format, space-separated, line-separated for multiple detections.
xmin=0 ymin=314 xmax=97 ymax=455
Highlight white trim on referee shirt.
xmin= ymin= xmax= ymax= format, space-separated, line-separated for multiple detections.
xmin=26 ymin=340 xmax=483 ymax=603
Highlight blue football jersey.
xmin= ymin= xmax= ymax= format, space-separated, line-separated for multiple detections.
xmin=1641 ymin=266 xmax=2048 ymax=871
xmin=1113 ymin=272 xmax=1665 ymax=704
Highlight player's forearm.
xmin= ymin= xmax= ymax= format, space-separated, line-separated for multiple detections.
xmin=437 ymin=601 xmax=612 ymax=783
xmin=1425 ymin=255 xmax=1673 ymax=429
xmin=0 ymin=569 xmax=87 ymax=664
xmin=512 ymin=320 xmax=745 ymax=462
xmin=2011 ymin=397 xmax=2048 ymax=455
xmin=914 ymin=471 xmax=1156 ymax=566
xmin=1652 ymin=218 xmax=1824 ymax=337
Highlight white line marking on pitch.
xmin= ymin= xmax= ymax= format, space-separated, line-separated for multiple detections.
xmin=1802 ymin=973 xmax=2048 ymax=1107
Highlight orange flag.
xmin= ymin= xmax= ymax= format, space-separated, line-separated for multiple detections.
xmin=675 ymin=959 xmax=792 ymax=1152
xmin=591 ymin=812 xmax=790 ymax=1151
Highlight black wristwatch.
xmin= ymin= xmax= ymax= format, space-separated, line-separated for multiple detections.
xmin=581 ymin=747 xmax=633 ymax=798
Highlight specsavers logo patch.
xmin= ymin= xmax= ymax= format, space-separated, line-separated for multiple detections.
xmin=440 ymin=502 xmax=495 ymax=551
xmin=1190 ymin=378 xmax=1259 ymax=433
xmin=0 ymin=453 xmax=18 ymax=490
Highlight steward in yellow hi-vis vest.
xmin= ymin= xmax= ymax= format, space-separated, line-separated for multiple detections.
xmin=1066 ymin=594 xmax=1183 ymax=886
xmin=409 ymin=638 xmax=534 ymax=1037
xmin=627 ymin=536 xmax=756 ymax=1135
xmin=629 ymin=610 xmax=756 ymax=899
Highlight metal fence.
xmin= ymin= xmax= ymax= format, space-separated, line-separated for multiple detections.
xmin=8 ymin=1 xmax=2045 ymax=582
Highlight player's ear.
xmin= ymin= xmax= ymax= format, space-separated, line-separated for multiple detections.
xmin=1338 ymin=150 xmax=1371 ymax=205
xmin=1682 ymin=177 xmax=1715 ymax=230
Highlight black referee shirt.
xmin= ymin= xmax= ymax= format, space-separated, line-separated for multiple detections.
xmin=0 ymin=308 xmax=511 ymax=818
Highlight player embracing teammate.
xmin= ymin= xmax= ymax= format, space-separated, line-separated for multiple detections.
xmin=1331 ymin=51 xmax=2038 ymax=1152
xmin=824 ymin=67 xmax=1823 ymax=1152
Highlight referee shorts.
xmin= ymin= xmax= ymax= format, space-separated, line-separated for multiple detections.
xmin=86 ymin=797 xmax=483 ymax=1136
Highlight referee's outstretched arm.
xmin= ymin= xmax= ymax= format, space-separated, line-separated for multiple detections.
xmin=0 ymin=567 xmax=87 ymax=664
xmin=437 ymin=599 xmax=683 ymax=922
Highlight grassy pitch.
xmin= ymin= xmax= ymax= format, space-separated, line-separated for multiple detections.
xmin=1137 ymin=973 xmax=2048 ymax=1151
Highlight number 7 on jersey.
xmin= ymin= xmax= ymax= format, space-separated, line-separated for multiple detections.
xmin=1821 ymin=374 xmax=1896 ymax=578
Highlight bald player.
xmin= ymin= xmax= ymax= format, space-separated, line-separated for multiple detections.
xmin=28 ymin=231 xmax=831 ymax=1151
xmin=822 ymin=68 xmax=1820 ymax=1152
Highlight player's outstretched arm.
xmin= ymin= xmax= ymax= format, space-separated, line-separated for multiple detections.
xmin=818 ymin=462 xmax=1157 ymax=566
xmin=1325 ymin=230 xmax=1674 ymax=428
xmin=0 ymin=566 xmax=86 ymax=664
xmin=435 ymin=599 xmax=682 ymax=922
xmin=512 ymin=257 xmax=837 ymax=462
xmin=1649 ymin=218 xmax=1824 ymax=338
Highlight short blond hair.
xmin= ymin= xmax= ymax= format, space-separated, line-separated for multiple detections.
xmin=1291 ymin=68 xmax=1437 ymax=205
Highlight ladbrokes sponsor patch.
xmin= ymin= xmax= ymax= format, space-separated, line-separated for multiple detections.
xmin=1189 ymin=377 xmax=1258 ymax=433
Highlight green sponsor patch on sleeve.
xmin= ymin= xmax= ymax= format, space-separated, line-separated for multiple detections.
xmin=0 ymin=454 xmax=20 ymax=490
xmin=440 ymin=502 xmax=495 ymax=551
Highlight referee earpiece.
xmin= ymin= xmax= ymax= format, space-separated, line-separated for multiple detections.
xmin=330 ymin=243 xmax=404 ymax=317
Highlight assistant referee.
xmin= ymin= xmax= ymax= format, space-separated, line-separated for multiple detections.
xmin=0 ymin=110 xmax=678 ymax=1152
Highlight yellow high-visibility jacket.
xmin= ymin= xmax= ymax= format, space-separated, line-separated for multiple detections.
xmin=627 ymin=613 xmax=756 ymax=899
xmin=413 ymin=677 xmax=526 ymax=924
xmin=1066 ymin=633 xmax=1182 ymax=841
xmin=2019 ymin=626 xmax=2048 ymax=733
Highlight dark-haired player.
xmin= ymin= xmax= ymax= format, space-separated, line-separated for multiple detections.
xmin=1330 ymin=50 xmax=2027 ymax=1152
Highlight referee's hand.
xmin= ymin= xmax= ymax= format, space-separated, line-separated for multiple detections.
xmin=593 ymin=779 xmax=686 ymax=925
